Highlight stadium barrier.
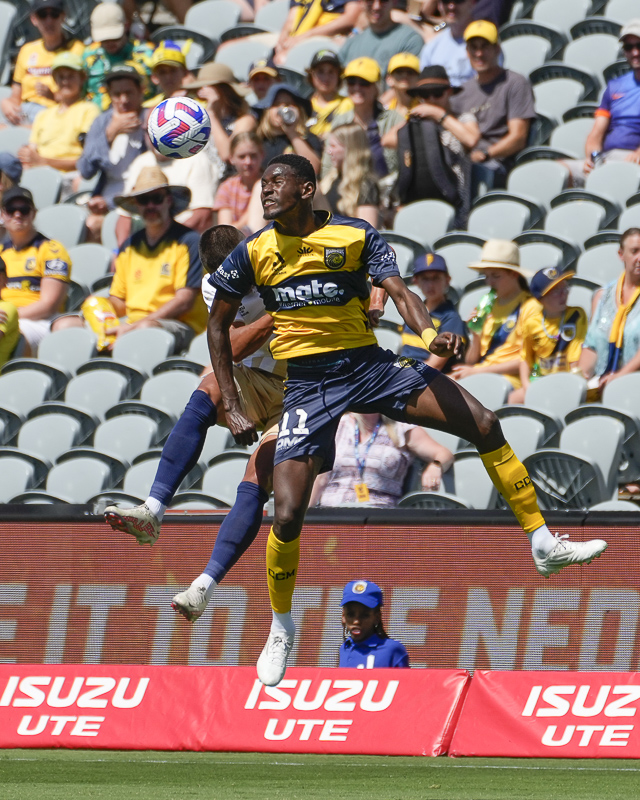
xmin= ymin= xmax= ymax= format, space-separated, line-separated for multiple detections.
xmin=0 ymin=664 xmax=469 ymax=754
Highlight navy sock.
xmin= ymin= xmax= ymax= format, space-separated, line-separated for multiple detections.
xmin=205 ymin=481 xmax=269 ymax=583
xmin=150 ymin=389 xmax=218 ymax=506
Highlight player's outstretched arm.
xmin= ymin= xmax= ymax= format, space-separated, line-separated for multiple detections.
xmin=208 ymin=291 xmax=259 ymax=446
xmin=381 ymin=275 xmax=464 ymax=358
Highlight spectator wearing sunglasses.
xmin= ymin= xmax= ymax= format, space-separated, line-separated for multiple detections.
xmin=561 ymin=21 xmax=640 ymax=187
xmin=0 ymin=0 xmax=84 ymax=127
xmin=339 ymin=0 xmax=423 ymax=76
xmin=54 ymin=167 xmax=207 ymax=351
xmin=0 ymin=187 xmax=72 ymax=357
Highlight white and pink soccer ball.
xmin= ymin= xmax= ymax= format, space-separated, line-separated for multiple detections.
xmin=147 ymin=96 xmax=211 ymax=159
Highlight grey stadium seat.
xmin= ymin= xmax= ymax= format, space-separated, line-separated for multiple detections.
xmin=0 ymin=127 xmax=30 ymax=156
xmin=375 ymin=327 xmax=402 ymax=353
xmin=457 ymin=374 xmax=513 ymax=411
xmin=435 ymin=242 xmax=483 ymax=291
xmin=380 ymin=231 xmax=428 ymax=279
xmin=562 ymin=34 xmax=621 ymax=83
xmin=284 ymin=37 xmax=337 ymax=71
xmin=0 ymin=371 xmax=53 ymax=416
xmin=507 ymin=161 xmax=569 ymax=210
xmin=605 ymin=0 xmax=639 ymax=25
xmin=67 ymin=244 xmax=112 ymax=290
xmin=501 ymin=34 xmax=551 ymax=77
xmin=590 ymin=500 xmax=640 ymax=511
xmin=215 ymin=39 xmax=274 ymax=81
xmin=15 ymin=413 xmax=84 ymax=464
xmin=45 ymin=457 xmax=114 ymax=503
xmin=111 ymin=327 xmax=176 ymax=374
xmin=518 ymin=241 xmax=564 ymax=272
xmin=64 ymin=371 xmax=131 ymax=420
xmin=140 ymin=372 xmax=201 ymax=418
xmin=184 ymin=0 xmax=240 ymax=40
xmin=544 ymin=201 xmax=606 ymax=246
xmin=394 ymin=201 xmax=455 ymax=248
xmin=532 ymin=0 xmax=592 ymax=35
xmin=450 ymin=453 xmax=497 ymax=510
xmin=500 ymin=416 xmax=546 ymax=463
xmin=576 ymin=243 xmax=621 ymax=286
xmin=35 ymin=204 xmax=88 ymax=249
xmin=38 ymin=328 xmax=98 ymax=376
xmin=533 ymin=78 xmax=584 ymax=122
xmin=525 ymin=371 xmax=587 ymax=421
xmin=585 ymin=162 xmax=640 ymax=208
xmin=397 ymin=491 xmax=471 ymax=509
xmin=618 ymin=204 xmax=640 ymax=232
xmin=123 ymin=454 xmax=201 ymax=499
xmin=0 ymin=455 xmax=41 ymax=503
xmin=20 ymin=166 xmax=62 ymax=209
xmin=467 ymin=200 xmax=532 ymax=240
xmin=202 ymin=452 xmax=251 ymax=506
xmin=93 ymin=415 xmax=161 ymax=463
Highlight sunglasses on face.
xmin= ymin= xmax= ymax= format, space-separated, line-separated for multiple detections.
xmin=136 ymin=192 xmax=167 ymax=206
xmin=36 ymin=8 xmax=62 ymax=19
xmin=416 ymin=86 xmax=448 ymax=99
xmin=346 ymin=77 xmax=373 ymax=88
xmin=4 ymin=204 xmax=32 ymax=216
xmin=623 ymin=41 xmax=640 ymax=53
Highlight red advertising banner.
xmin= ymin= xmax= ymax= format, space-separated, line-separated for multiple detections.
xmin=450 ymin=670 xmax=640 ymax=758
xmin=0 ymin=665 xmax=469 ymax=755
xmin=0 ymin=520 xmax=636 ymax=671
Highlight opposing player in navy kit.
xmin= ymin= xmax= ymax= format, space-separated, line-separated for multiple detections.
xmin=207 ymin=153 xmax=607 ymax=687
xmin=340 ymin=580 xmax=409 ymax=669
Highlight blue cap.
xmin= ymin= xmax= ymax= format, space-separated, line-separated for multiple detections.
xmin=413 ymin=252 xmax=448 ymax=276
xmin=530 ymin=266 xmax=574 ymax=300
xmin=0 ymin=152 xmax=22 ymax=184
xmin=252 ymin=82 xmax=313 ymax=117
xmin=341 ymin=580 xmax=384 ymax=608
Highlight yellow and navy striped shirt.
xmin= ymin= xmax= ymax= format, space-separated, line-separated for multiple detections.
xmin=209 ymin=212 xmax=400 ymax=360
xmin=0 ymin=233 xmax=71 ymax=310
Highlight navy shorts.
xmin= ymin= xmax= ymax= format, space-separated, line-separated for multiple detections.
xmin=274 ymin=345 xmax=439 ymax=471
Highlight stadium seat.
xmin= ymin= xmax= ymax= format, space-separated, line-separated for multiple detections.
xmin=562 ymin=34 xmax=621 ymax=83
xmin=531 ymin=0 xmax=592 ymax=35
xmin=499 ymin=20 xmax=566 ymax=61
xmin=2 ymin=359 xmax=69 ymax=399
xmin=570 ymin=15 xmax=620 ymax=39
xmin=507 ymin=161 xmax=569 ymax=210
xmin=435 ymin=242 xmax=483 ymax=291
xmin=532 ymin=77 xmax=586 ymax=122
xmin=567 ymin=282 xmax=596 ymax=316
xmin=123 ymin=453 xmax=201 ymax=499
xmin=111 ymin=327 xmax=176 ymax=375
xmin=199 ymin=425 xmax=232 ymax=466
xmin=139 ymin=372 xmax=201 ymax=418
xmin=524 ymin=371 xmax=587 ymax=421
xmin=35 ymin=204 xmax=88 ymax=249
xmin=64 ymin=370 xmax=131 ymax=421
xmin=375 ymin=327 xmax=402 ymax=353
xmin=20 ymin=166 xmax=62 ymax=209
xmin=43 ymin=457 xmax=114 ymax=503
xmin=0 ymin=127 xmax=30 ymax=156
xmin=517 ymin=117 xmax=594 ymax=162
xmin=618 ymin=204 xmax=640 ymax=232
xmin=586 ymin=162 xmax=640 ymax=208
xmin=576 ymin=243 xmax=620 ymax=286
xmin=14 ymin=413 xmax=84 ymax=464
xmin=37 ymin=328 xmax=98 ymax=376
xmin=67 ymin=244 xmax=112 ymax=290
xmin=284 ymin=37 xmax=337 ymax=72
xmin=514 ymin=231 xmax=580 ymax=269
xmin=150 ymin=26 xmax=217 ymax=71
xmin=380 ymin=231 xmax=428 ymax=278
xmin=0 ymin=455 xmax=41 ymax=503
xmin=591 ymin=500 xmax=640 ymax=511
xmin=0 ymin=1 xmax=17 ymax=83
xmin=518 ymin=241 xmax=564 ymax=272
xmin=467 ymin=199 xmax=533 ymax=240
xmin=496 ymin=405 xmax=563 ymax=447
xmin=605 ymin=0 xmax=639 ymax=25
xmin=394 ymin=200 xmax=455 ymax=249
xmin=27 ymin=402 xmax=97 ymax=443
xmin=184 ymin=0 xmax=241 ymax=41
xmin=451 ymin=453 xmax=497 ymax=509
xmin=215 ymin=38 xmax=273 ymax=81
xmin=255 ymin=0 xmax=290 ymax=30
xmin=501 ymin=34 xmax=551 ymax=76
xmin=92 ymin=415 xmax=161 ymax=463
xmin=202 ymin=452 xmax=252 ymax=506
xmin=457 ymin=374 xmax=513 ymax=411
xmin=543 ymin=201 xmax=607 ymax=246
xmin=169 ymin=494 xmax=228 ymax=511
xmin=100 ymin=209 xmax=120 ymax=252
xmin=500 ymin=416 xmax=545 ymax=462
xmin=0 ymin=371 xmax=53 ymax=416
xmin=457 ymin=286 xmax=487 ymax=324
xmin=397 ymin=491 xmax=471 ymax=509
xmin=531 ymin=63 xmax=599 ymax=103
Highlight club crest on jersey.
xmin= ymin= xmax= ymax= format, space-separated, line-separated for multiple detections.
xmin=324 ymin=247 xmax=346 ymax=270
xmin=24 ymin=257 xmax=36 ymax=273
xmin=160 ymin=262 xmax=171 ymax=277
xmin=394 ymin=356 xmax=416 ymax=369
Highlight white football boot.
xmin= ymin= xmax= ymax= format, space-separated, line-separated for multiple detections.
xmin=533 ymin=533 xmax=608 ymax=578
xmin=104 ymin=503 xmax=160 ymax=546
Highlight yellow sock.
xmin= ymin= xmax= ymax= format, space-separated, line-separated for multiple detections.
xmin=480 ymin=443 xmax=545 ymax=534
xmin=266 ymin=527 xmax=300 ymax=614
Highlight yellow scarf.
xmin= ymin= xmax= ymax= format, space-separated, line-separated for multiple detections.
xmin=604 ymin=273 xmax=640 ymax=374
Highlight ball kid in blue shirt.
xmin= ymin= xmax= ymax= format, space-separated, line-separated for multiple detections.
xmin=339 ymin=579 xmax=409 ymax=669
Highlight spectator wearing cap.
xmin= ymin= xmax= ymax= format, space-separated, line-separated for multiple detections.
xmin=451 ymin=239 xmax=538 ymax=389
xmin=310 ymin=411 xmax=454 ymax=507
xmin=0 ymin=0 xmax=84 ymax=127
xmin=322 ymin=58 xmax=404 ymax=179
xmin=339 ymin=0 xmax=423 ymax=76
xmin=77 ymin=65 xmax=147 ymax=241
xmin=56 ymin=166 xmax=207 ymax=350
xmin=450 ymin=20 xmax=535 ymax=196
xmin=0 ymin=187 xmax=72 ymax=356
xmin=562 ymin=21 xmax=640 ymax=187
xmin=254 ymin=84 xmax=323 ymax=174
xmin=381 ymin=53 xmax=420 ymax=117
xmin=143 ymin=42 xmax=190 ymax=109
xmin=337 ymin=581 xmax=409 ymax=668
xmin=184 ymin=62 xmax=256 ymax=169
xmin=419 ymin=0 xmax=477 ymax=87
xmin=399 ymin=253 xmax=466 ymax=373
xmin=507 ymin=266 xmax=587 ymax=403
xmin=82 ymin=3 xmax=154 ymax=111
xmin=0 ymin=154 xmax=22 ymax=241
xmin=274 ymin=0 xmax=361 ymax=64
xmin=247 ymin=60 xmax=279 ymax=103
xmin=18 ymin=53 xmax=100 ymax=188
xmin=307 ymin=50 xmax=353 ymax=139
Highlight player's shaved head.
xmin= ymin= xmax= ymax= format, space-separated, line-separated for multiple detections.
xmin=199 ymin=225 xmax=245 ymax=274
xmin=267 ymin=153 xmax=316 ymax=187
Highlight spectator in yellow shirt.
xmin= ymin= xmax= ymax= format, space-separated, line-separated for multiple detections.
xmin=0 ymin=0 xmax=83 ymax=127
xmin=0 ymin=302 xmax=19 ymax=373
xmin=381 ymin=53 xmax=421 ymax=117
xmin=18 ymin=53 xmax=100 ymax=191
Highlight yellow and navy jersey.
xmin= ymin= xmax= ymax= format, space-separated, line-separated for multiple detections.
xmin=521 ymin=303 xmax=587 ymax=375
xmin=479 ymin=291 xmax=538 ymax=364
xmin=0 ymin=233 xmax=71 ymax=310
xmin=209 ymin=211 xmax=401 ymax=360
xmin=400 ymin=299 xmax=466 ymax=373
xmin=110 ymin=221 xmax=208 ymax=334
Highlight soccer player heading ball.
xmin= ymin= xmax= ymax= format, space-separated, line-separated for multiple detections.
xmin=207 ymin=154 xmax=608 ymax=686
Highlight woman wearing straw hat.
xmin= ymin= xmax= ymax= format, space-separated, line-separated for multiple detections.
xmin=451 ymin=239 xmax=538 ymax=389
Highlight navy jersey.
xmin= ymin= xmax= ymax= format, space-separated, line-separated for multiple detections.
xmin=208 ymin=211 xmax=401 ymax=359
xmin=339 ymin=634 xmax=409 ymax=668
xmin=400 ymin=299 xmax=466 ymax=373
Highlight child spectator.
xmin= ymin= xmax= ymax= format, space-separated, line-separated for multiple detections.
xmin=247 ymin=59 xmax=280 ymax=103
xmin=18 ymin=53 xmax=100 ymax=193
xmin=381 ymin=53 xmax=421 ymax=117
xmin=0 ymin=0 xmax=84 ymax=127
xmin=213 ymin=132 xmax=264 ymax=232
xmin=320 ymin=123 xmax=380 ymax=227
xmin=339 ymin=580 xmax=409 ymax=668
xmin=143 ymin=42 xmax=190 ymax=109
xmin=307 ymin=50 xmax=352 ymax=139
xmin=508 ymin=267 xmax=587 ymax=404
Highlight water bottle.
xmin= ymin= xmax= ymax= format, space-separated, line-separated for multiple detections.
xmin=467 ymin=290 xmax=496 ymax=334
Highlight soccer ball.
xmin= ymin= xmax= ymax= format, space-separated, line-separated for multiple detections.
xmin=147 ymin=97 xmax=211 ymax=159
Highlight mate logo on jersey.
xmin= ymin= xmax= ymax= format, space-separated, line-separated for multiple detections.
xmin=264 ymin=271 xmax=367 ymax=312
